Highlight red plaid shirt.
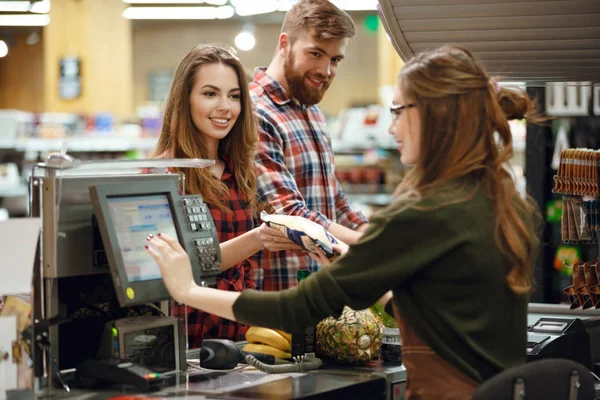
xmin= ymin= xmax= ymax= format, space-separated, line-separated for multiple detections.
xmin=171 ymin=161 xmax=256 ymax=347
xmin=250 ymin=68 xmax=368 ymax=291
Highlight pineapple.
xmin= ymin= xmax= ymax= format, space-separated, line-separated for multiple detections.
xmin=316 ymin=306 xmax=383 ymax=364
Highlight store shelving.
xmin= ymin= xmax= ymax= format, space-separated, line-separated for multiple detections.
xmin=0 ymin=184 xmax=28 ymax=198
xmin=0 ymin=137 xmax=158 ymax=153
xmin=346 ymin=193 xmax=393 ymax=206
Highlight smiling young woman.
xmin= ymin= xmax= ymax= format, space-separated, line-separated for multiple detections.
xmin=149 ymin=44 xmax=299 ymax=347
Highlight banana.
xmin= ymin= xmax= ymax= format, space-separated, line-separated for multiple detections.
xmin=274 ymin=329 xmax=292 ymax=343
xmin=246 ymin=326 xmax=291 ymax=351
xmin=243 ymin=343 xmax=291 ymax=359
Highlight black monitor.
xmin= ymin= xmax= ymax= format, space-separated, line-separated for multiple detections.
xmin=89 ymin=180 xmax=221 ymax=307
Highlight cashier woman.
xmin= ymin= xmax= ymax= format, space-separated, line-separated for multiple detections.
xmin=147 ymin=45 xmax=543 ymax=399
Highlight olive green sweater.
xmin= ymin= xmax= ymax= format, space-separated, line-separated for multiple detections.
xmin=233 ymin=184 xmax=534 ymax=383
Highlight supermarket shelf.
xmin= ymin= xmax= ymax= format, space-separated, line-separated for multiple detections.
xmin=0 ymin=184 xmax=28 ymax=197
xmin=346 ymin=193 xmax=393 ymax=206
xmin=0 ymin=137 xmax=159 ymax=152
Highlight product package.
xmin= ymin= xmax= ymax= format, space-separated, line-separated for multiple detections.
xmin=260 ymin=211 xmax=345 ymax=259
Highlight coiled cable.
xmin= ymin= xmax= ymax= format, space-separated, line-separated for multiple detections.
xmin=245 ymin=354 xmax=322 ymax=374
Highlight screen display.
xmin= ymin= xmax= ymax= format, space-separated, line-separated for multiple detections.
xmin=107 ymin=194 xmax=178 ymax=282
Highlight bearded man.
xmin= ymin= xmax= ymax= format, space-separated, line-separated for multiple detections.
xmin=250 ymin=0 xmax=368 ymax=291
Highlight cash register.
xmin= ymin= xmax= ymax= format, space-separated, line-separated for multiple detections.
xmin=31 ymin=171 xmax=223 ymax=391
xmin=527 ymin=317 xmax=592 ymax=369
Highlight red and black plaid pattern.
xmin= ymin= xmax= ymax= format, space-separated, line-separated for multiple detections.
xmin=171 ymin=161 xmax=256 ymax=348
xmin=250 ymin=67 xmax=368 ymax=291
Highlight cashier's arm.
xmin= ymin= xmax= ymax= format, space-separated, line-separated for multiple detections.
xmin=147 ymin=233 xmax=239 ymax=321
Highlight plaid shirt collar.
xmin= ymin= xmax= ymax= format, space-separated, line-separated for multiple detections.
xmin=253 ymin=67 xmax=295 ymax=107
xmin=220 ymin=154 xmax=233 ymax=181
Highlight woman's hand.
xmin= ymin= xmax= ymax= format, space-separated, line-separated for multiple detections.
xmin=308 ymin=242 xmax=349 ymax=266
xmin=146 ymin=233 xmax=197 ymax=304
xmin=256 ymin=223 xmax=302 ymax=252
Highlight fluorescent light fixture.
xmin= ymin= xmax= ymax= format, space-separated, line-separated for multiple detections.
xmin=123 ymin=5 xmax=233 ymax=19
xmin=31 ymin=0 xmax=51 ymax=13
xmin=214 ymin=5 xmax=234 ymax=19
xmin=0 ymin=40 xmax=8 ymax=58
xmin=124 ymin=0 xmax=205 ymax=3
xmin=0 ymin=1 xmax=30 ymax=12
xmin=277 ymin=0 xmax=293 ymax=12
xmin=123 ymin=0 xmax=226 ymax=4
xmin=232 ymin=0 xmax=278 ymax=16
xmin=0 ymin=14 xmax=50 ymax=26
xmin=331 ymin=0 xmax=378 ymax=11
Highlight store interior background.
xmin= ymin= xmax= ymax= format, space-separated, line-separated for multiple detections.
xmin=0 ymin=0 xmax=597 ymax=305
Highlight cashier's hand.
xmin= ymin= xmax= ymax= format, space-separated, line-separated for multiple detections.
xmin=146 ymin=233 xmax=196 ymax=304
xmin=256 ymin=223 xmax=302 ymax=252
xmin=308 ymin=242 xmax=349 ymax=266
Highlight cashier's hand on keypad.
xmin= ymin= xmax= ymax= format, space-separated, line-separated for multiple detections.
xmin=146 ymin=233 xmax=195 ymax=303
xmin=256 ymin=223 xmax=302 ymax=252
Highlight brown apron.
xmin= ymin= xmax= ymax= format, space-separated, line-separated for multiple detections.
xmin=392 ymin=304 xmax=479 ymax=400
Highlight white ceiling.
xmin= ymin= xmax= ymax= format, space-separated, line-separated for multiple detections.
xmin=377 ymin=0 xmax=600 ymax=83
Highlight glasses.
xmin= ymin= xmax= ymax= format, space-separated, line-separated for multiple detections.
xmin=390 ymin=103 xmax=416 ymax=121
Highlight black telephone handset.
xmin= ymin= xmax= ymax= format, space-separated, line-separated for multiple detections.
xmin=76 ymin=358 xmax=165 ymax=392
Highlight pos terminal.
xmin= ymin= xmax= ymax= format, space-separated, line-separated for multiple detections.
xmin=89 ymin=179 xmax=222 ymax=307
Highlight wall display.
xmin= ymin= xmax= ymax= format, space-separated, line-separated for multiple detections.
xmin=149 ymin=71 xmax=173 ymax=103
xmin=59 ymin=56 xmax=82 ymax=100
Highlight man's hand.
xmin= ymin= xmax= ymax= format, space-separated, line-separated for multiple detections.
xmin=308 ymin=242 xmax=349 ymax=266
xmin=256 ymin=223 xmax=302 ymax=252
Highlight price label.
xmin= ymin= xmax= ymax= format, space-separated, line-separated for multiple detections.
xmin=382 ymin=327 xmax=401 ymax=345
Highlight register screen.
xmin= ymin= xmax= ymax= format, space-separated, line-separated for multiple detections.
xmin=107 ymin=194 xmax=178 ymax=282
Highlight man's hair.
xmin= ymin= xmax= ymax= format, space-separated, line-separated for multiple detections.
xmin=281 ymin=0 xmax=356 ymax=42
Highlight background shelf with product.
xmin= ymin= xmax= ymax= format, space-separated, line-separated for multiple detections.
xmin=527 ymin=84 xmax=600 ymax=304
xmin=327 ymin=93 xmax=528 ymax=218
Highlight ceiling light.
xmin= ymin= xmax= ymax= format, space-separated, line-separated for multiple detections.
xmin=277 ymin=0 xmax=293 ymax=12
xmin=331 ymin=0 xmax=378 ymax=11
xmin=205 ymin=0 xmax=227 ymax=5
xmin=122 ymin=5 xmax=233 ymax=19
xmin=0 ymin=1 xmax=30 ymax=12
xmin=214 ymin=5 xmax=234 ymax=19
xmin=124 ymin=0 xmax=205 ymax=3
xmin=30 ymin=0 xmax=51 ymax=13
xmin=0 ymin=40 xmax=8 ymax=57
xmin=0 ymin=14 xmax=50 ymax=26
xmin=231 ymin=0 xmax=278 ymax=16
xmin=235 ymin=31 xmax=255 ymax=51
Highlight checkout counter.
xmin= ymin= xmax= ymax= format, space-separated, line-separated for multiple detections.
xmin=13 ymin=158 xmax=399 ymax=400
xmin=4 ymin=157 xmax=600 ymax=399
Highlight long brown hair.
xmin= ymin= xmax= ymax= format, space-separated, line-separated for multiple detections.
xmin=151 ymin=44 xmax=257 ymax=213
xmin=396 ymin=45 xmax=543 ymax=295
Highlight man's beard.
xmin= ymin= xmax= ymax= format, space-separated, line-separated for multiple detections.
xmin=283 ymin=52 xmax=330 ymax=107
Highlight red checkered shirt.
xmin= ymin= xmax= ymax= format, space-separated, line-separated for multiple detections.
xmin=250 ymin=68 xmax=368 ymax=291
xmin=171 ymin=161 xmax=257 ymax=347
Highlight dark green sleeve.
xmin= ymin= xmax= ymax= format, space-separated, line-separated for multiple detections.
xmin=233 ymin=205 xmax=467 ymax=331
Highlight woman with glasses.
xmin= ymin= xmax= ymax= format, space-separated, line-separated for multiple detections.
xmin=147 ymin=45 xmax=542 ymax=399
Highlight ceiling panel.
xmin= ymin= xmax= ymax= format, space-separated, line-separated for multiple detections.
xmin=378 ymin=0 xmax=600 ymax=82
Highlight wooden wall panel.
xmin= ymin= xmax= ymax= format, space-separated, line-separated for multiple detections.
xmin=132 ymin=17 xmax=380 ymax=116
xmin=0 ymin=33 xmax=44 ymax=112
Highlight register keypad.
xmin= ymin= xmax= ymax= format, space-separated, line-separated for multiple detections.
xmin=181 ymin=195 xmax=220 ymax=272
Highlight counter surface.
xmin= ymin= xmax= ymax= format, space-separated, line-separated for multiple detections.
xmin=38 ymin=363 xmax=389 ymax=400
